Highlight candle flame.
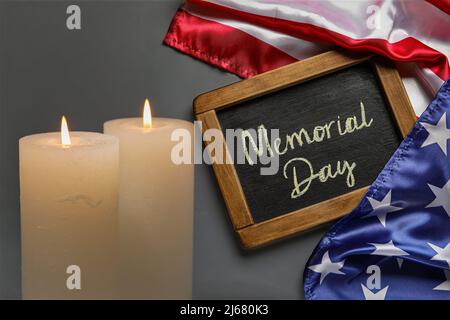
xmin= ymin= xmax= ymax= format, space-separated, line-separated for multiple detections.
xmin=143 ymin=98 xmax=152 ymax=129
xmin=61 ymin=116 xmax=71 ymax=147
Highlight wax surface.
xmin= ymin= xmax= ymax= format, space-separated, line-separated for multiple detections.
xmin=104 ymin=118 xmax=194 ymax=299
xmin=19 ymin=132 xmax=119 ymax=299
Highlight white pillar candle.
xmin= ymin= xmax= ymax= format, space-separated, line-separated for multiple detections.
xmin=104 ymin=99 xmax=194 ymax=299
xmin=19 ymin=117 xmax=119 ymax=299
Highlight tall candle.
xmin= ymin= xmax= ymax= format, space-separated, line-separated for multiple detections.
xmin=104 ymin=99 xmax=194 ymax=299
xmin=19 ymin=117 xmax=119 ymax=299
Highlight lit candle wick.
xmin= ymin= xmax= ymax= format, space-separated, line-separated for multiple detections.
xmin=61 ymin=116 xmax=71 ymax=147
xmin=143 ymin=99 xmax=152 ymax=129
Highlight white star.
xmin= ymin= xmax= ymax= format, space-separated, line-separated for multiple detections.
xmin=361 ymin=284 xmax=389 ymax=300
xmin=426 ymin=180 xmax=450 ymax=217
xmin=364 ymin=191 xmax=402 ymax=227
xmin=420 ymin=113 xmax=450 ymax=155
xmin=428 ymin=242 xmax=450 ymax=267
xmin=369 ymin=240 xmax=409 ymax=256
xmin=308 ymin=251 xmax=345 ymax=285
xmin=434 ymin=270 xmax=450 ymax=291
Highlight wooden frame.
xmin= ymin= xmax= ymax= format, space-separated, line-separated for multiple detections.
xmin=194 ymin=50 xmax=416 ymax=249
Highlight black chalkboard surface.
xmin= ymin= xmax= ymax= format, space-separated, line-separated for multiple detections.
xmin=194 ymin=51 xmax=416 ymax=248
xmin=217 ymin=63 xmax=400 ymax=223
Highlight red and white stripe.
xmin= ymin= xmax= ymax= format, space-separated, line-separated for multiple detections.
xmin=164 ymin=0 xmax=450 ymax=115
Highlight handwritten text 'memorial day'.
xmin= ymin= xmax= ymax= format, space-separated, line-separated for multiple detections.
xmin=241 ymin=101 xmax=374 ymax=199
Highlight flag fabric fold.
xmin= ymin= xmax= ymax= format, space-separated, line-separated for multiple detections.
xmin=164 ymin=0 xmax=450 ymax=115
xmin=304 ymin=81 xmax=450 ymax=299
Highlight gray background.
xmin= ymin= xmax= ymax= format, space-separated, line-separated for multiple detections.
xmin=0 ymin=0 xmax=329 ymax=299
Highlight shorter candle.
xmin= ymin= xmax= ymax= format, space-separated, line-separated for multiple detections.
xmin=104 ymin=99 xmax=194 ymax=299
xmin=19 ymin=117 xmax=119 ymax=299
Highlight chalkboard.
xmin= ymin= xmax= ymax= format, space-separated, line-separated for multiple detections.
xmin=194 ymin=51 xmax=416 ymax=248
xmin=217 ymin=63 xmax=399 ymax=223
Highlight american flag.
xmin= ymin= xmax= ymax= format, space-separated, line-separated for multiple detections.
xmin=164 ymin=0 xmax=450 ymax=299
xmin=164 ymin=0 xmax=449 ymax=115
xmin=305 ymin=80 xmax=450 ymax=300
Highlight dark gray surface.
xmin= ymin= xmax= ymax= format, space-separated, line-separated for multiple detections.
xmin=0 ymin=0 xmax=327 ymax=299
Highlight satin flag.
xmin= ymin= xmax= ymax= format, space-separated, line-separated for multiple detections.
xmin=305 ymin=80 xmax=450 ymax=300
xmin=164 ymin=0 xmax=450 ymax=115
